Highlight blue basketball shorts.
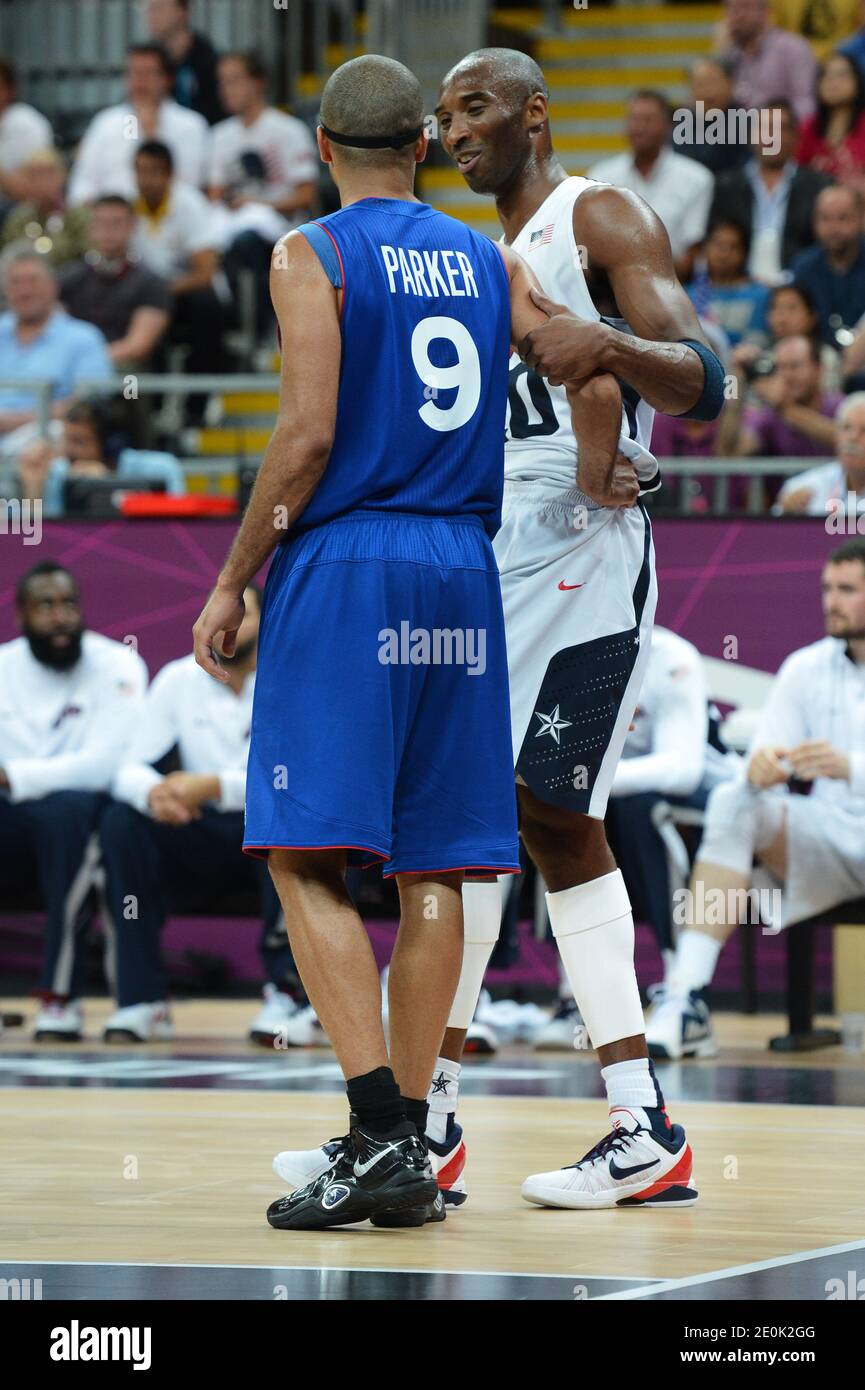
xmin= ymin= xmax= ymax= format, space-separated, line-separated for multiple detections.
xmin=243 ymin=511 xmax=520 ymax=876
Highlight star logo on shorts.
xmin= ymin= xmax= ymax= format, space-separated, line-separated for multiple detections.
xmin=431 ymin=1072 xmax=450 ymax=1096
xmin=534 ymin=704 xmax=572 ymax=744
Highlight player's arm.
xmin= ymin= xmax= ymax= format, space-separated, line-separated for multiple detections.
xmin=193 ymin=233 xmax=340 ymax=681
xmin=499 ymin=242 xmax=638 ymax=509
xmin=520 ymin=186 xmax=721 ymax=419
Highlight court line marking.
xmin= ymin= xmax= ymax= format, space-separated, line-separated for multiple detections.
xmin=592 ymin=1238 xmax=865 ymax=1300
xmin=0 ymin=1258 xmax=654 ymax=1283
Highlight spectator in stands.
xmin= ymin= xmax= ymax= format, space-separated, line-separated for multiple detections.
xmin=59 ymin=196 xmax=171 ymax=369
xmin=731 ymin=280 xmax=843 ymax=389
xmin=0 ymin=149 xmax=90 ymax=267
xmin=721 ymin=0 xmax=817 ymax=123
xmin=676 ymin=56 xmax=750 ymax=176
xmin=99 ymin=585 xmax=305 ymax=1045
xmin=145 ymin=0 xmax=225 ymax=125
xmin=209 ymin=51 xmax=318 ymax=337
xmin=792 ymin=183 xmax=865 ymax=343
xmin=709 ymin=100 xmax=832 ymax=285
xmin=796 ymin=52 xmax=865 ymax=186
xmin=775 ymin=391 xmax=865 ymax=514
xmin=717 ymin=332 xmax=842 ymax=463
xmin=0 ymin=561 xmax=147 ymax=1042
xmin=588 ymin=90 xmax=714 ymax=280
xmin=0 ymin=57 xmax=55 ymax=205
xmin=0 ymin=246 xmax=112 ymax=448
xmin=15 ymin=397 xmax=184 ymax=518
xmin=647 ymin=538 xmax=865 ymax=1059
xmin=68 ymin=43 xmax=210 ymax=205
xmin=131 ymin=141 xmax=227 ymax=382
xmin=689 ymin=219 xmax=770 ymax=346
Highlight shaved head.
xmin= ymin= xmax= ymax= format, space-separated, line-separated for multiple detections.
xmin=441 ymin=47 xmax=549 ymax=112
xmin=320 ymin=54 xmax=424 ymax=169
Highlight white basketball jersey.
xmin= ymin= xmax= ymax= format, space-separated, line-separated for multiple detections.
xmin=504 ymin=176 xmax=658 ymax=492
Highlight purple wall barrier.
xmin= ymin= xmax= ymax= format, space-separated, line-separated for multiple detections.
xmin=0 ymin=517 xmax=838 ymax=669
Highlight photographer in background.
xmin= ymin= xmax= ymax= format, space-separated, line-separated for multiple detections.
xmin=16 ymin=398 xmax=184 ymax=518
xmin=716 ymin=333 xmax=842 ymax=473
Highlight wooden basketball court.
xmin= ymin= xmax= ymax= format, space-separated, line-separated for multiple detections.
xmin=2 ymin=1000 xmax=863 ymax=1301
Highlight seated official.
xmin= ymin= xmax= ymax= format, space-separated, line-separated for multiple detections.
xmin=15 ymin=397 xmax=184 ymax=518
xmin=774 ymin=392 xmax=865 ymax=515
xmin=648 ymin=538 xmax=865 ymax=1060
xmin=100 ymin=585 xmax=304 ymax=1044
xmin=0 ymin=562 xmax=147 ymax=1041
xmin=59 ymin=195 xmax=172 ymax=369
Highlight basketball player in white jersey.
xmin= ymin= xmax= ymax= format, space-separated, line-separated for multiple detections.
xmin=273 ymin=49 xmax=726 ymax=1213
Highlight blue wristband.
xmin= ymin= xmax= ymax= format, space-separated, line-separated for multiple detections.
xmin=677 ymin=338 xmax=725 ymax=421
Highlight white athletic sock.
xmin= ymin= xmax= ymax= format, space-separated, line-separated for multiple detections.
xmin=601 ymin=1057 xmax=659 ymax=1112
xmin=669 ymin=930 xmax=722 ymax=996
xmin=426 ymin=1055 xmax=460 ymax=1142
xmin=447 ymin=880 xmax=502 ymax=1030
xmin=558 ymin=956 xmax=575 ymax=1002
xmin=546 ymin=870 xmax=645 ymax=1049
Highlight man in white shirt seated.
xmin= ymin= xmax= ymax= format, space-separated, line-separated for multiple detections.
xmin=0 ymin=58 xmax=55 ymax=205
xmin=0 ymin=563 xmax=147 ymax=1041
xmin=99 ymin=585 xmax=304 ymax=1044
xmin=648 ymin=538 xmax=865 ymax=1059
xmin=535 ymin=628 xmax=735 ymax=1048
xmin=588 ymin=89 xmax=714 ymax=282
xmin=775 ymin=392 xmax=865 ymax=517
xmin=67 ymin=43 xmax=210 ymax=206
xmin=209 ymin=50 xmax=317 ymax=340
xmin=132 ymin=140 xmax=228 ymax=386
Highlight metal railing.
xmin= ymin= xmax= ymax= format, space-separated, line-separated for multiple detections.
xmin=0 ymin=374 xmax=839 ymax=514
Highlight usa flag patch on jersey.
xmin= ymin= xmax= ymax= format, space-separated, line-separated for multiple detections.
xmin=529 ymin=223 xmax=555 ymax=247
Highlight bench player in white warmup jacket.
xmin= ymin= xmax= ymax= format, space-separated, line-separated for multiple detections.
xmin=275 ymin=49 xmax=727 ymax=1212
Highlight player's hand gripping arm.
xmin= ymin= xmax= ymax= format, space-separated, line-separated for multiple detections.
xmin=500 ymin=242 xmax=638 ymax=508
xmin=193 ymin=234 xmax=340 ymax=681
xmin=519 ymin=186 xmax=715 ymax=418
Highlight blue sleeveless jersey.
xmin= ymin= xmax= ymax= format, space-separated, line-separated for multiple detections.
xmin=292 ymin=197 xmax=511 ymax=538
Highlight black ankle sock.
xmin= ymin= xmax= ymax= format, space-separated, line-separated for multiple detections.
xmin=346 ymin=1067 xmax=406 ymax=1136
xmin=403 ymin=1096 xmax=429 ymax=1139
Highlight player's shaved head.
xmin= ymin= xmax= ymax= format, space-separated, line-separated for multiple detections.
xmin=441 ymin=48 xmax=549 ymax=112
xmin=320 ymin=54 xmax=424 ymax=169
xmin=436 ymin=47 xmax=555 ymax=197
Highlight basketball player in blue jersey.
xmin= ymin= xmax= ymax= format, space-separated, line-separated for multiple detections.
xmin=274 ymin=50 xmax=726 ymax=1214
xmin=192 ymin=54 xmax=631 ymax=1231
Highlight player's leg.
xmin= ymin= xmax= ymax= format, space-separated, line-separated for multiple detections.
xmin=647 ymin=785 xmax=786 ymax=1059
xmin=266 ymin=846 xmax=436 ymax=1231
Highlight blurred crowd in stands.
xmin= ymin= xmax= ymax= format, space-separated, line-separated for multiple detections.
xmin=4 ymin=0 xmax=865 ymax=515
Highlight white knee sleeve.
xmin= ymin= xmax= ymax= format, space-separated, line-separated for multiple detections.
xmin=447 ymin=879 xmax=503 ymax=1030
xmin=547 ymin=869 xmax=645 ymax=1050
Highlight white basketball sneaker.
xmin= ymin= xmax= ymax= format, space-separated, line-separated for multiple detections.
xmin=273 ymin=1132 xmax=350 ymax=1189
xmin=521 ymin=1106 xmax=698 ymax=1209
xmin=103 ymin=1001 xmax=174 ymax=1043
xmin=645 ymin=987 xmax=718 ymax=1061
xmin=532 ymin=997 xmax=584 ymax=1050
xmin=248 ymin=984 xmax=298 ymax=1046
xmin=33 ymin=998 xmax=83 ymax=1041
xmin=279 ymin=1004 xmax=330 ymax=1047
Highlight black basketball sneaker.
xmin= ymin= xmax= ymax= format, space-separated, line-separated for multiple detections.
xmin=266 ymin=1120 xmax=437 ymax=1231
